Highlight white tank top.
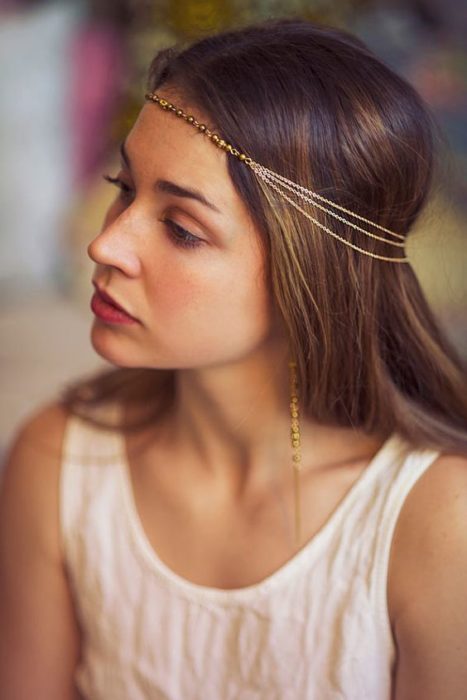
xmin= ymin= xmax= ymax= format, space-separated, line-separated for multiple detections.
xmin=60 ymin=400 xmax=440 ymax=700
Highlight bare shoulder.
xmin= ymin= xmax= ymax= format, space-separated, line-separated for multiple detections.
xmin=389 ymin=452 xmax=467 ymax=575
xmin=4 ymin=400 xmax=69 ymax=462
xmin=0 ymin=402 xmax=84 ymax=698
xmin=388 ymin=452 xmax=467 ymax=615
xmin=0 ymin=400 xmax=71 ymax=564
xmin=388 ymin=452 xmax=467 ymax=699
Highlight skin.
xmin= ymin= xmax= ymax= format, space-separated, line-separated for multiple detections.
xmin=1 ymin=88 xmax=466 ymax=698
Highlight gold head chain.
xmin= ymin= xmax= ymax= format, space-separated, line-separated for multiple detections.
xmin=145 ymin=91 xmax=409 ymax=264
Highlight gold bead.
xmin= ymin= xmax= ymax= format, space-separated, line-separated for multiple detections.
xmin=293 ymin=454 xmax=301 ymax=463
xmin=291 ymin=411 xmax=299 ymax=418
xmin=292 ymin=440 xmax=300 ymax=448
xmin=239 ymin=153 xmax=246 ymax=161
xmin=218 ymin=139 xmax=226 ymax=148
xmin=176 ymin=109 xmax=183 ymax=116
xmin=187 ymin=116 xmax=194 ymax=123
xmin=198 ymin=124 xmax=206 ymax=131
xmin=211 ymin=134 xmax=220 ymax=142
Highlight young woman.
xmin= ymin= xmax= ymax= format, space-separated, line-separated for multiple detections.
xmin=1 ymin=17 xmax=467 ymax=700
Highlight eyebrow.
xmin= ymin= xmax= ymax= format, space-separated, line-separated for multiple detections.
xmin=119 ymin=140 xmax=221 ymax=214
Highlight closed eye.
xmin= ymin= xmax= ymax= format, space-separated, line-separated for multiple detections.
xmin=161 ymin=219 xmax=204 ymax=249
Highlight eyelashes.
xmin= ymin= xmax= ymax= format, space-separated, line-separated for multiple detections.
xmin=102 ymin=173 xmax=204 ymax=249
xmin=160 ymin=218 xmax=202 ymax=249
xmin=103 ymin=174 xmax=132 ymax=199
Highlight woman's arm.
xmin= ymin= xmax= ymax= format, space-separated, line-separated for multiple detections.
xmin=0 ymin=403 xmax=83 ymax=699
xmin=388 ymin=453 xmax=467 ymax=699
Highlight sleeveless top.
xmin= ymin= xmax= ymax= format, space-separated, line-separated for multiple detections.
xmin=59 ymin=401 xmax=441 ymax=700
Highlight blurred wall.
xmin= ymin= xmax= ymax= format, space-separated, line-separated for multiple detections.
xmin=0 ymin=2 xmax=79 ymax=294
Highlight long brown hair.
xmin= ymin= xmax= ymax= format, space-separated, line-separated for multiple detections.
xmin=62 ymin=17 xmax=467 ymax=453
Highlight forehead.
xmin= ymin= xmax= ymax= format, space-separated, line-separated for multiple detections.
xmin=125 ymin=97 xmax=239 ymax=216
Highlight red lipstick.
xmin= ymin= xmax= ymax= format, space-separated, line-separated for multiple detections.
xmin=91 ymin=283 xmax=139 ymax=325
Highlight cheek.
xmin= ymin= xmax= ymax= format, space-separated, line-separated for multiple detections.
xmin=146 ymin=252 xmax=273 ymax=363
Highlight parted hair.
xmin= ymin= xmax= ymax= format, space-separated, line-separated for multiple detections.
xmin=62 ymin=17 xmax=467 ymax=453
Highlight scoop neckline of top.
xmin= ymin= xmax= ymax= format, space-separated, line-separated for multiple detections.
xmin=113 ymin=414 xmax=404 ymax=604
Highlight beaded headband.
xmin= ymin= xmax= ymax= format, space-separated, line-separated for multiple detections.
xmin=145 ymin=91 xmax=408 ymax=263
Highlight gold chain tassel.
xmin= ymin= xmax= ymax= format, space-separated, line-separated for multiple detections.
xmin=289 ymin=360 xmax=302 ymax=547
xmin=293 ymin=462 xmax=302 ymax=548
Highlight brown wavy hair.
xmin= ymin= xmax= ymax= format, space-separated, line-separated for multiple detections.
xmin=62 ymin=17 xmax=467 ymax=453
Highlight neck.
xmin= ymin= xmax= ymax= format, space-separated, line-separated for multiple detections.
xmin=153 ymin=339 xmax=384 ymax=501
xmin=172 ymin=338 xmax=290 ymax=494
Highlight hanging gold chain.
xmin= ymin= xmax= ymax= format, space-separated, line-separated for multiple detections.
xmin=288 ymin=360 xmax=302 ymax=547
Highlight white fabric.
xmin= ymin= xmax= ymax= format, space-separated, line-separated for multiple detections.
xmin=60 ymin=401 xmax=440 ymax=699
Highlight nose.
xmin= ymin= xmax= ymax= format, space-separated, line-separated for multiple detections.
xmin=87 ymin=210 xmax=141 ymax=278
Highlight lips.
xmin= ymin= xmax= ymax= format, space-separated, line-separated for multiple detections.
xmin=92 ymin=281 xmax=138 ymax=321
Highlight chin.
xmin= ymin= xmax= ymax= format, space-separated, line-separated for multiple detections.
xmin=90 ymin=323 xmax=143 ymax=368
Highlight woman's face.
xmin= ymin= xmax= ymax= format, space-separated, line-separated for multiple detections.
xmin=88 ymin=90 xmax=280 ymax=369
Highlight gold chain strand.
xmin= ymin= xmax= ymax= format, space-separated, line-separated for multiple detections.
xmin=289 ymin=359 xmax=302 ymax=547
xmin=252 ymin=165 xmax=406 ymax=247
xmin=251 ymin=163 xmax=405 ymax=241
xmin=258 ymin=177 xmax=409 ymax=263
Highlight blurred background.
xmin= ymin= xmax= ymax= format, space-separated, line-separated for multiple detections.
xmin=0 ymin=0 xmax=466 ymax=458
